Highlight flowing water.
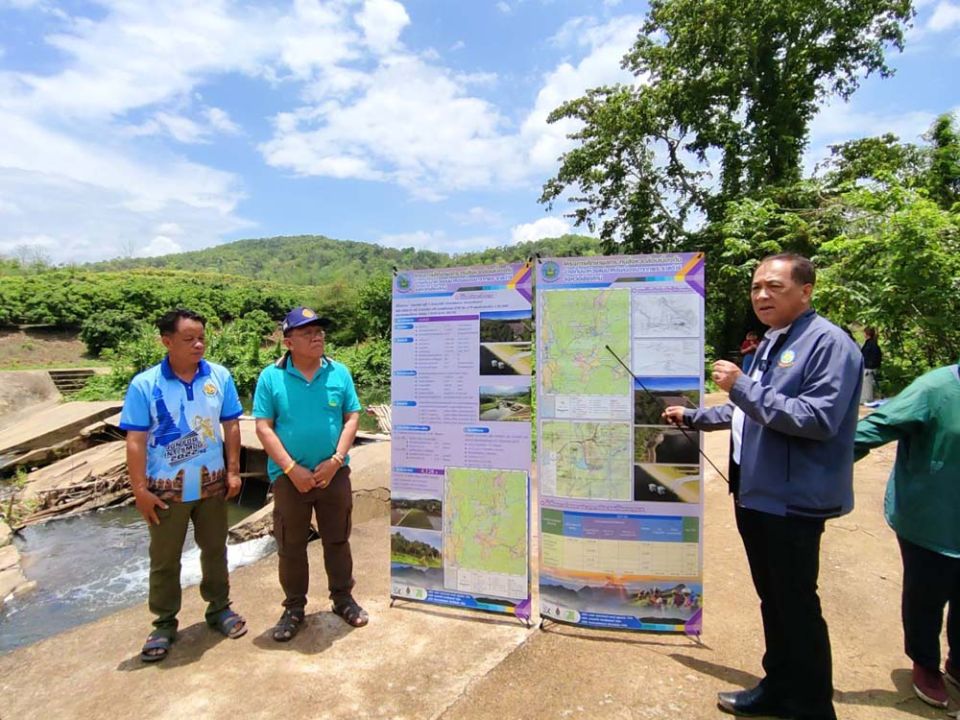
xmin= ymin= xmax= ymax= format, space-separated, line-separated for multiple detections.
xmin=0 ymin=501 xmax=275 ymax=653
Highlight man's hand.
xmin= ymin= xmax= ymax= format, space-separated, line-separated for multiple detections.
xmin=312 ymin=460 xmax=339 ymax=490
xmin=225 ymin=471 xmax=242 ymax=499
xmin=711 ymin=360 xmax=742 ymax=392
xmin=288 ymin=464 xmax=316 ymax=493
xmin=134 ymin=489 xmax=168 ymax=526
xmin=661 ymin=406 xmax=687 ymax=427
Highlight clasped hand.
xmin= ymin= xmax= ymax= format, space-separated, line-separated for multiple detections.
xmin=288 ymin=461 xmax=338 ymax=493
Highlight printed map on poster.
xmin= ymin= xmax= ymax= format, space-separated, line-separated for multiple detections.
xmin=541 ymin=289 xmax=631 ymax=396
xmin=443 ymin=467 xmax=528 ymax=578
xmin=541 ymin=421 xmax=633 ymax=500
xmin=632 ymin=293 xmax=701 ymax=338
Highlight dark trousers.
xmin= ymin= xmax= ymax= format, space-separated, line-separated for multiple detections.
xmin=272 ymin=466 xmax=355 ymax=611
xmin=148 ymin=495 xmax=231 ymax=635
xmin=897 ymin=535 xmax=960 ymax=670
xmin=735 ymin=504 xmax=836 ymax=720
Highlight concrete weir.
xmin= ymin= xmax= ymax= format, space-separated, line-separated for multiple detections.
xmin=0 ymin=401 xmax=122 ymax=473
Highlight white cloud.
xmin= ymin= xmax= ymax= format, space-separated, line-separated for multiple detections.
xmin=0 ymin=0 xmax=358 ymax=262
xmin=929 ymin=1 xmax=960 ymax=31
xmin=0 ymin=2 xmax=651 ymax=262
xmin=262 ymin=13 xmax=641 ymax=199
xmin=521 ymin=16 xmax=641 ymax=172
xmin=156 ymin=222 xmax=184 ymax=236
xmin=496 ymin=2 xmax=512 ymax=14
xmin=810 ymin=103 xmax=936 ymax=142
xmin=0 ymin=107 xmax=251 ymax=263
xmin=510 ymin=216 xmax=571 ymax=244
xmin=124 ymin=107 xmax=242 ymax=144
xmin=0 ymin=234 xmax=56 ymax=256
xmin=0 ymin=198 xmax=22 ymax=215
xmin=152 ymin=113 xmax=211 ymax=144
xmin=806 ymin=101 xmax=938 ymax=173
xmin=0 ymin=166 xmax=254 ymax=264
xmin=204 ymin=107 xmax=241 ymax=134
xmin=450 ymin=40 xmax=466 ymax=51
xmin=139 ymin=235 xmax=184 ymax=258
xmin=3 ymin=2 xmax=275 ymax=121
xmin=0 ymin=110 xmax=243 ymax=213
xmin=452 ymin=206 xmax=506 ymax=226
xmin=375 ymin=229 xmax=498 ymax=253
xmin=261 ymin=54 xmax=522 ymax=199
xmin=356 ymin=0 xmax=410 ymax=52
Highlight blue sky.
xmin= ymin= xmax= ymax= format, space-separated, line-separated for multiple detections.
xmin=1 ymin=0 xmax=958 ymax=265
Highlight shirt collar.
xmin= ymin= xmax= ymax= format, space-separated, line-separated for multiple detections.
xmin=160 ymin=356 xmax=211 ymax=381
xmin=283 ymin=354 xmax=329 ymax=379
xmin=763 ymin=324 xmax=791 ymax=342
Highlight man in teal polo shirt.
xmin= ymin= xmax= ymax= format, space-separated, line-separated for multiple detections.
xmin=254 ymin=306 xmax=367 ymax=641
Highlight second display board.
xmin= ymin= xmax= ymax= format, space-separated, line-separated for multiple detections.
xmin=536 ymin=253 xmax=705 ymax=633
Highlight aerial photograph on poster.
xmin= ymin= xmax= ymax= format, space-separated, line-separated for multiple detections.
xmin=479 ymin=383 xmax=532 ymax=421
xmin=634 ymin=376 xmax=700 ymax=425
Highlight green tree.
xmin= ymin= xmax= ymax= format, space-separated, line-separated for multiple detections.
xmin=541 ymin=0 xmax=913 ymax=250
xmin=924 ymin=113 xmax=960 ymax=210
xmin=79 ymin=309 xmax=142 ymax=356
xmin=818 ymin=186 xmax=960 ymax=390
xmin=355 ymin=275 xmax=393 ymax=339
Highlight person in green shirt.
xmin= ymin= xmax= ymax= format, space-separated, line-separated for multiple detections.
xmin=253 ymin=306 xmax=367 ymax=642
xmin=854 ymin=363 xmax=960 ymax=709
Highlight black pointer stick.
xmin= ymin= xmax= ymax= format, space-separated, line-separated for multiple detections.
xmin=604 ymin=344 xmax=730 ymax=486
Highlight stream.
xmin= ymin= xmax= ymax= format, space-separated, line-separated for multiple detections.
xmin=0 ymin=501 xmax=275 ymax=653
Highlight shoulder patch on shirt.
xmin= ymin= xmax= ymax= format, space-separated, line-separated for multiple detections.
xmin=777 ymin=349 xmax=796 ymax=368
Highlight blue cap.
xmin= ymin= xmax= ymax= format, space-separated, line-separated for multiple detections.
xmin=281 ymin=307 xmax=331 ymax=334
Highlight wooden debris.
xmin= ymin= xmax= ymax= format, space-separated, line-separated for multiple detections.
xmin=15 ymin=441 xmax=131 ymax=528
xmin=365 ymin=404 xmax=393 ymax=435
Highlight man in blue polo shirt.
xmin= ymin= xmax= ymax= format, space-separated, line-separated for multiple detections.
xmin=254 ymin=306 xmax=366 ymax=641
xmin=120 ymin=308 xmax=247 ymax=662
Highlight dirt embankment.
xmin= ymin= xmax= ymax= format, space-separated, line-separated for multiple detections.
xmin=0 ymin=328 xmax=93 ymax=370
xmin=0 ymin=372 xmax=60 ymax=423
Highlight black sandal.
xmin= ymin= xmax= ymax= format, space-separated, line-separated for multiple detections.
xmin=332 ymin=598 xmax=369 ymax=627
xmin=272 ymin=608 xmax=304 ymax=642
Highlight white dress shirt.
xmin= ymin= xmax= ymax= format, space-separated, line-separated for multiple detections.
xmin=731 ymin=325 xmax=791 ymax=464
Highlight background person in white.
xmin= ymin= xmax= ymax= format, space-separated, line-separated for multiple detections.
xmin=663 ymin=254 xmax=862 ymax=720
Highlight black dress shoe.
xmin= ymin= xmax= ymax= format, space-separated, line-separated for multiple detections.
xmin=717 ymin=686 xmax=793 ymax=718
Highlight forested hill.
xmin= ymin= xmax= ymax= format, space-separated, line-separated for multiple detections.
xmin=91 ymin=233 xmax=600 ymax=285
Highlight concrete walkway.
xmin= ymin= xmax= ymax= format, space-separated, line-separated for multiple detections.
xmin=0 ymin=428 xmax=953 ymax=719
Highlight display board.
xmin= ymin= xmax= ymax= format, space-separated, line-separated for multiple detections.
xmin=390 ymin=263 xmax=533 ymax=620
xmin=535 ymin=253 xmax=705 ymax=633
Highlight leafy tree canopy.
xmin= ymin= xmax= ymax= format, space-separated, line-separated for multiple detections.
xmin=541 ymin=0 xmax=913 ymax=250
